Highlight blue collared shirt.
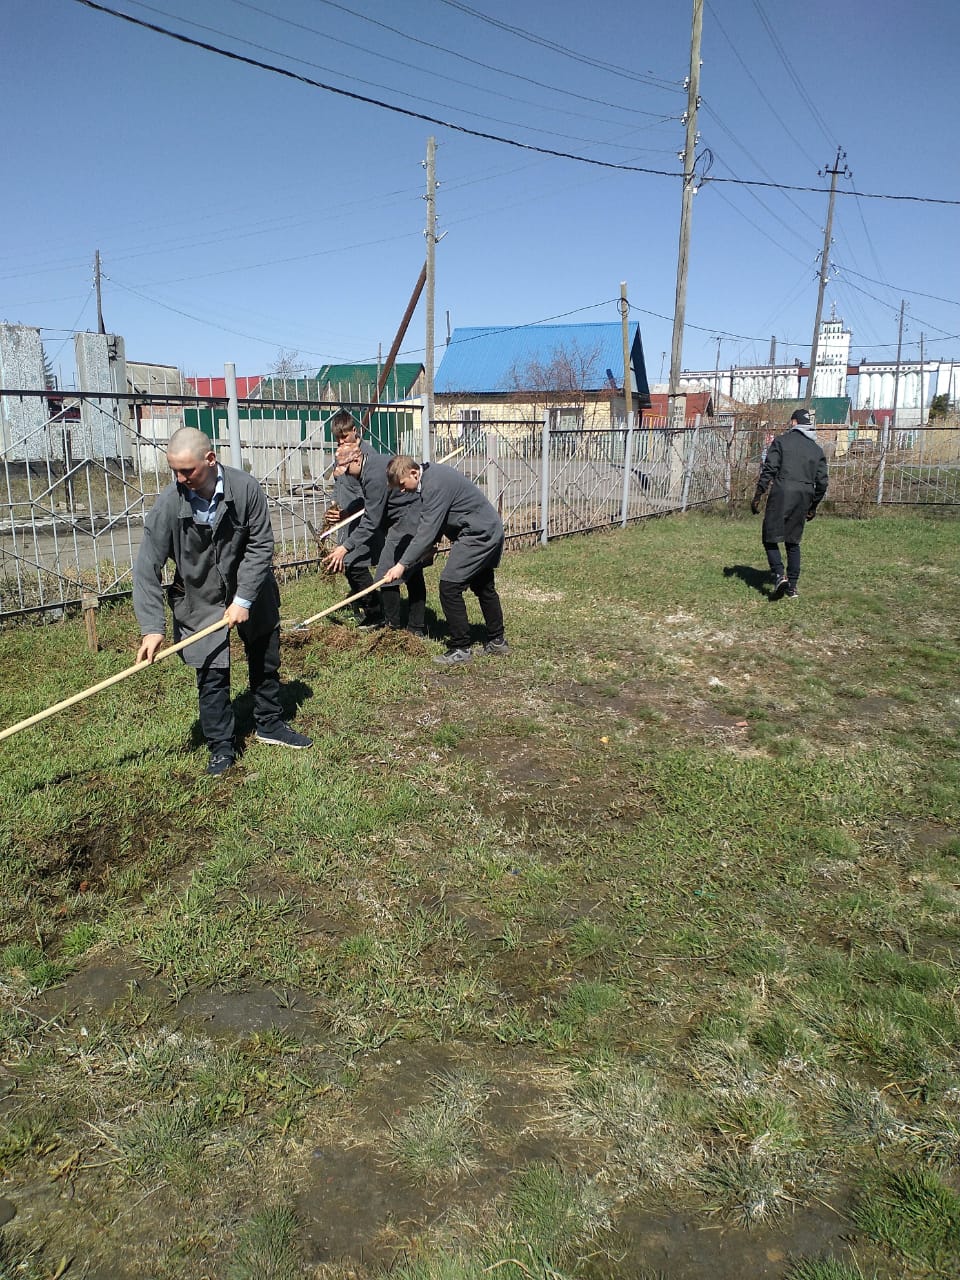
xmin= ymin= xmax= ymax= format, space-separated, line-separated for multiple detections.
xmin=184 ymin=467 xmax=251 ymax=609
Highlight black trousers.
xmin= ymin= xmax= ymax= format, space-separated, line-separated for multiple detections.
xmin=344 ymin=561 xmax=383 ymax=622
xmin=438 ymin=565 xmax=504 ymax=651
xmin=764 ymin=541 xmax=801 ymax=586
xmin=380 ymin=567 xmax=427 ymax=631
xmin=196 ymin=625 xmax=284 ymax=756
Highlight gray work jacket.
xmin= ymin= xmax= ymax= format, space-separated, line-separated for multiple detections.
xmin=400 ymin=462 xmax=504 ymax=582
xmin=343 ymin=449 xmax=419 ymax=563
xmin=133 ymin=464 xmax=279 ymax=667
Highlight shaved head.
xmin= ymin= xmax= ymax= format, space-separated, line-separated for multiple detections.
xmin=168 ymin=427 xmax=216 ymax=461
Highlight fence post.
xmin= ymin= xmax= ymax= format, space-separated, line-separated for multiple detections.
xmin=725 ymin=421 xmax=735 ymax=506
xmin=82 ymin=592 xmax=100 ymax=653
xmin=224 ymin=362 xmax=242 ymax=470
xmin=620 ymin=413 xmax=635 ymax=527
xmin=540 ymin=413 xmax=550 ymax=545
xmin=680 ymin=415 xmax=700 ymax=512
xmin=485 ymin=429 xmax=502 ymax=515
xmin=419 ymin=396 xmax=432 ymax=464
xmin=876 ymin=416 xmax=889 ymax=505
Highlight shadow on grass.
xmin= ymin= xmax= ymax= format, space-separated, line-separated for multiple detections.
xmin=723 ymin=563 xmax=779 ymax=599
xmin=188 ymin=678 xmax=315 ymax=753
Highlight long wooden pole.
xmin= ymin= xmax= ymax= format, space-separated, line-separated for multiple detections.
xmin=315 ymin=509 xmax=363 ymax=543
xmin=2 ymin=450 xmax=469 ymax=741
xmin=0 ymin=619 xmax=229 ymax=743
xmin=296 ymin=579 xmax=385 ymax=629
xmin=360 ymin=264 xmax=427 ymax=431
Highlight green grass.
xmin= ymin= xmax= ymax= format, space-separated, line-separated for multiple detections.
xmin=1 ymin=510 xmax=959 ymax=1277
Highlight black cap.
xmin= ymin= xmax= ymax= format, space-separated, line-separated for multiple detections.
xmin=790 ymin=407 xmax=811 ymax=425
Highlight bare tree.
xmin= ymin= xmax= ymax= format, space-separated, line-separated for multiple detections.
xmin=269 ymin=348 xmax=303 ymax=378
xmin=506 ymin=341 xmax=611 ymax=426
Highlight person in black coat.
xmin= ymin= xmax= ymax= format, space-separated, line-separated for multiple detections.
xmin=751 ymin=407 xmax=829 ymax=599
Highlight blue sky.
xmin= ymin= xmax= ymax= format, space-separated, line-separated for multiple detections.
xmin=4 ymin=0 xmax=959 ymax=386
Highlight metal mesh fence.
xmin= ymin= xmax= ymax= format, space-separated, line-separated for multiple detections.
xmin=2 ymin=386 xmax=958 ymax=623
xmin=728 ymin=422 xmax=960 ymax=510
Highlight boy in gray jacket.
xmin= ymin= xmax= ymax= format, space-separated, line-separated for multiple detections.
xmin=380 ymin=456 xmax=507 ymax=665
xmin=133 ymin=427 xmax=311 ymax=775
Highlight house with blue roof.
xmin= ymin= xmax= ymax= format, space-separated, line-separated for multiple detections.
xmin=435 ymin=323 xmax=651 ymax=430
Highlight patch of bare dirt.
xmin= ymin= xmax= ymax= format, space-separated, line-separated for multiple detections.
xmin=295 ymin=1044 xmax=585 ymax=1271
xmin=31 ymin=952 xmax=170 ymax=1019
xmin=613 ymin=1191 xmax=870 ymax=1280
xmin=282 ymin=624 xmax=428 ymax=658
xmin=175 ymin=985 xmax=322 ymax=1038
xmin=21 ymin=808 xmax=197 ymax=908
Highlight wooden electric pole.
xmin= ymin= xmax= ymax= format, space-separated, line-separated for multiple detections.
xmin=805 ymin=148 xmax=848 ymax=408
xmin=423 ymin=136 xmax=437 ymax=462
xmin=667 ymin=0 xmax=704 ymax=430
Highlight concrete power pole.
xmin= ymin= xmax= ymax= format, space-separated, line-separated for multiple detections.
xmin=94 ymin=250 xmax=106 ymax=335
xmin=667 ymin=0 xmax=704 ymax=430
xmin=423 ymin=136 xmax=438 ymax=462
xmin=891 ymin=299 xmax=905 ymax=434
xmin=805 ymin=148 xmax=849 ymax=408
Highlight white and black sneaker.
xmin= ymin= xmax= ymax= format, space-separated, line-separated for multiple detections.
xmin=255 ymin=723 xmax=313 ymax=748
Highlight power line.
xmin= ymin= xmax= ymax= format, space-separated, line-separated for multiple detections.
xmin=72 ymin=1 xmax=960 ymax=205
xmin=432 ymin=0 xmax=682 ymax=91
xmin=306 ymin=0 xmax=679 ymax=116
xmin=835 ymin=263 xmax=960 ymax=310
xmin=120 ymin=0 xmax=659 ymax=152
xmin=749 ymin=0 xmax=837 ymax=151
xmin=223 ymin=0 xmax=674 ymax=128
xmin=704 ymin=2 xmax=820 ymax=171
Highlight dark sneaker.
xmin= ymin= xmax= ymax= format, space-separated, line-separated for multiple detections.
xmin=433 ymin=647 xmax=473 ymax=666
xmin=772 ymin=575 xmax=789 ymax=597
xmin=206 ymin=751 xmax=235 ymax=777
xmin=482 ymin=638 xmax=510 ymax=656
xmin=357 ymin=616 xmax=384 ymax=630
xmin=255 ymin=723 xmax=313 ymax=749
xmin=784 ymin=584 xmax=799 ymax=599
xmin=407 ymin=628 xmax=428 ymax=639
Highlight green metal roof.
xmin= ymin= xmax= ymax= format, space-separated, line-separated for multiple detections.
xmin=768 ymin=396 xmax=851 ymax=425
xmin=317 ymin=363 xmax=423 ymax=399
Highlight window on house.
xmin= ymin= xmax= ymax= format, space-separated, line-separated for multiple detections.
xmin=550 ymin=407 xmax=584 ymax=430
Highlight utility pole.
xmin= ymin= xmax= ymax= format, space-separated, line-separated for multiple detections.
xmin=619 ymin=282 xmax=636 ymax=527
xmin=877 ymin=299 xmax=905 ymax=505
xmin=94 ymin=249 xmax=106 ymax=335
xmin=918 ymin=331 xmax=925 ymax=426
xmin=891 ymin=299 xmax=905 ymax=434
xmin=667 ymin=0 xmax=704 ymax=430
xmin=423 ymin=136 xmax=437 ymax=462
xmin=805 ymin=147 xmax=849 ymax=408
xmin=713 ymin=337 xmax=721 ymax=412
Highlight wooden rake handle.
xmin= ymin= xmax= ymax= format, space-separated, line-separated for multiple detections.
xmin=0 ymin=618 xmax=230 ymax=744
xmin=296 ymin=579 xmax=385 ymax=629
